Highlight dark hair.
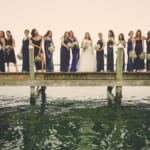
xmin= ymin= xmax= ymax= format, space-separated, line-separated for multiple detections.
xmin=84 ymin=32 xmax=92 ymax=40
xmin=135 ymin=29 xmax=142 ymax=39
xmin=108 ymin=30 xmax=115 ymax=38
xmin=118 ymin=33 xmax=125 ymax=41
xmin=44 ymin=30 xmax=52 ymax=38
xmin=128 ymin=31 xmax=134 ymax=36
xmin=24 ymin=29 xmax=30 ymax=33
xmin=64 ymin=31 xmax=69 ymax=39
xmin=69 ymin=31 xmax=76 ymax=40
xmin=31 ymin=28 xmax=38 ymax=37
xmin=0 ymin=31 xmax=5 ymax=38
xmin=6 ymin=30 xmax=13 ymax=40
xmin=147 ymin=31 xmax=150 ymax=40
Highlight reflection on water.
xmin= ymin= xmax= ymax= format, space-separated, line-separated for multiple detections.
xmin=0 ymin=95 xmax=150 ymax=150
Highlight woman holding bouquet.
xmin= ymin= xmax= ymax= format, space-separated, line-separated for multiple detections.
xmin=146 ymin=31 xmax=150 ymax=71
xmin=0 ymin=31 xmax=6 ymax=72
xmin=60 ymin=31 xmax=70 ymax=72
xmin=5 ymin=31 xmax=18 ymax=72
xmin=30 ymin=29 xmax=45 ymax=72
xmin=107 ymin=30 xmax=115 ymax=72
xmin=127 ymin=31 xmax=135 ymax=72
xmin=69 ymin=31 xmax=80 ymax=72
xmin=95 ymin=32 xmax=105 ymax=72
xmin=21 ymin=29 xmax=30 ymax=72
xmin=134 ymin=29 xmax=145 ymax=72
xmin=117 ymin=33 xmax=126 ymax=71
xmin=44 ymin=30 xmax=55 ymax=72
xmin=77 ymin=32 xmax=96 ymax=72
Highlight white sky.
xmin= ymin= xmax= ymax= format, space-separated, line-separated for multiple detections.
xmin=1 ymin=0 xmax=150 ymax=64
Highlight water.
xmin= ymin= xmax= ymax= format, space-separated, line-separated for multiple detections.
xmin=0 ymin=87 xmax=150 ymax=150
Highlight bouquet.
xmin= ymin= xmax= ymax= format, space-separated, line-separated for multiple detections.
xmin=129 ymin=50 xmax=137 ymax=59
xmin=48 ymin=46 xmax=55 ymax=53
xmin=139 ymin=52 xmax=146 ymax=59
xmin=35 ymin=55 xmax=41 ymax=62
xmin=5 ymin=45 xmax=12 ymax=54
xmin=94 ymin=44 xmax=101 ymax=51
xmin=67 ymin=43 xmax=72 ymax=50
xmin=17 ymin=53 xmax=23 ymax=60
xmin=147 ymin=54 xmax=150 ymax=60
xmin=81 ymin=42 xmax=88 ymax=50
xmin=72 ymin=41 xmax=78 ymax=49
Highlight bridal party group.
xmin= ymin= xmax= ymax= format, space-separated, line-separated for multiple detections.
xmin=0 ymin=29 xmax=150 ymax=73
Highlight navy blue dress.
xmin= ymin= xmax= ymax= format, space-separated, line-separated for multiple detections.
xmin=44 ymin=38 xmax=54 ymax=72
xmin=31 ymin=38 xmax=43 ymax=70
xmin=60 ymin=38 xmax=70 ymax=72
xmin=96 ymin=40 xmax=104 ymax=72
xmin=22 ymin=38 xmax=29 ymax=72
xmin=0 ymin=41 xmax=5 ymax=72
xmin=146 ymin=40 xmax=150 ymax=71
xmin=70 ymin=38 xmax=80 ymax=72
xmin=5 ymin=39 xmax=16 ymax=64
xmin=107 ymin=39 xmax=114 ymax=72
xmin=134 ymin=39 xmax=145 ymax=70
xmin=127 ymin=39 xmax=134 ymax=72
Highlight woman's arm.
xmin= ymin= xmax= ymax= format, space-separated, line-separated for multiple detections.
xmin=12 ymin=38 xmax=15 ymax=48
xmin=102 ymin=39 xmax=105 ymax=49
xmin=1 ymin=38 xmax=6 ymax=48
xmin=29 ymin=39 xmax=41 ymax=49
xmin=142 ymin=37 xmax=145 ymax=52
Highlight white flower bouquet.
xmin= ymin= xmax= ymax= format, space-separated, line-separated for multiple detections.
xmin=81 ymin=42 xmax=88 ymax=50
xmin=94 ymin=44 xmax=101 ymax=51
xmin=48 ymin=46 xmax=55 ymax=53
xmin=5 ymin=45 xmax=12 ymax=54
xmin=147 ymin=54 xmax=150 ymax=60
xmin=139 ymin=52 xmax=146 ymax=59
xmin=17 ymin=53 xmax=22 ymax=60
xmin=67 ymin=43 xmax=73 ymax=50
xmin=72 ymin=41 xmax=78 ymax=49
xmin=129 ymin=50 xmax=137 ymax=59
xmin=35 ymin=56 xmax=41 ymax=62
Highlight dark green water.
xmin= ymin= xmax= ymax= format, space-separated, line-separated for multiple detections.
xmin=0 ymin=97 xmax=150 ymax=150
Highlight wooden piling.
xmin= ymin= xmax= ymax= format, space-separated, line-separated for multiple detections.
xmin=115 ymin=47 xmax=124 ymax=104
xmin=29 ymin=46 xmax=35 ymax=102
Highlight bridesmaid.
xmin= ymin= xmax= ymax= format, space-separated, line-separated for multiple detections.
xmin=5 ymin=31 xmax=18 ymax=72
xmin=134 ymin=29 xmax=145 ymax=72
xmin=22 ymin=29 xmax=30 ymax=72
xmin=44 ymin=30 xmax=55 ymax=72
xmin=117 ymin=33 xmax=126 ymax=71
xmin=69 ymin=31 xmax=80 ymax=72
xmin=146 ymin=31 xmax=150 ymax=71
xmin=107 ymin=30 xmax=115 ymax=72
xmin=0 ymin=31 xmax=6 ymax=72
xmin=127 ymin=31 xmax=135 ymax=72
xmin=96 ymin=32 xmax=105 ymax=72
xmin=30 ymin=29 xmax=45 ymax=72
xmin=60 ymin=31 xmax=70 ymax=72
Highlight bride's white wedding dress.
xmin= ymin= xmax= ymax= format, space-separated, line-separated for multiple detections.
xmin=77 ymin=39 xmax=96 ymax=72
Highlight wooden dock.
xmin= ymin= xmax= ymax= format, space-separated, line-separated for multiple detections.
xmin=0 ymin=72 xmax=150 ymax=86
xmin=0 ymin=47 xmax=150 ymax=104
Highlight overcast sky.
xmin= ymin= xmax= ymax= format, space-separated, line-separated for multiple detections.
xmin=1 ymin=0 xmax=150 ymax=63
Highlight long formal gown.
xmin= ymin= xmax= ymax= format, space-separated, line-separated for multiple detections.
xmin=0 ymin=41 xmax=5 ymax=72
xmin=60 ymin=38 xmax=70 ymax=72
xmin=146 ymin=40 xmax=150 ymax=71
xmin=127 ymin=38 xmax=134 ymax=72
xmin=107 ymin=39 xmax=114 ymax=72
xmin=77 ymin=39 xmax=96 ymax=72
xmin=134 ymin=39 xmax=145 ymax=70
xmin=5 ymin=39 xmax=17 ymax=64
xmin=96 ymin=40 xmax=104 ymax=72
xmin=31 ymin=38 xmax=43 ymax=70
xmin=22 ymin=38 xmax=29 ymax=72
xmin=44 ymin=37 xmax=54 ymax=72
xmin=70 ymin=38 xmax=80 ymax=72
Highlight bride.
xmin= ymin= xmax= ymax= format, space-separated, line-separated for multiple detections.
xmin=77 ymin=32 xmax=96 ymax=72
